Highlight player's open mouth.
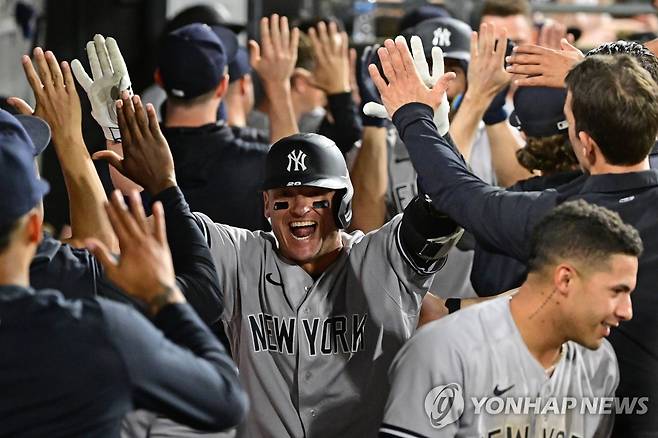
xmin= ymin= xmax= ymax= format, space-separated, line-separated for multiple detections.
xmin=601 ymin=321 xmax=617 ymax=337
xmin=289 ymin=221 xmax=317 ymax=240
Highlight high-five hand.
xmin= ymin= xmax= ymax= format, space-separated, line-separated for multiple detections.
xmin=368 ymin=36 xmax=455 ymax=120
xmin=72 ymin=34 xmax=132 ymax=142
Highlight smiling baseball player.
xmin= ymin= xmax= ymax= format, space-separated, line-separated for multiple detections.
xmin=101 ymin=87 xmax=465 ymax=437
xmin=380 ymin=200 xmax=641 ymax=437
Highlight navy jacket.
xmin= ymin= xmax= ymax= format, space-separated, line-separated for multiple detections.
xmin=0 ymin=287 xmax=247 ymax=437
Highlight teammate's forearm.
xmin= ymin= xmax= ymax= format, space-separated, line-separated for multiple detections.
xmin=349 ymin=126 xmax=388 ymax=233
xmin=265 ymin=83 xmax=298 ymax=144
xmin=485 ymin=122 xmax=533 ymax=187
xmin=55 ymin=134 xmax=117 ymax=251
xmin=449 ymin=92 xmax=489 ymax=161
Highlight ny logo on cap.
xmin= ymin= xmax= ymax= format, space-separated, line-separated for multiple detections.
xmin=432 ymin=27 xmax=451 ymax=47
xmin=287 ymin=150 xmax=308 ymax=172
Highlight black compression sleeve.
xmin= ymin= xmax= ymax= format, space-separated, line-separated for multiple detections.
xmin=152 ymin=187 xmax=222 ymax=324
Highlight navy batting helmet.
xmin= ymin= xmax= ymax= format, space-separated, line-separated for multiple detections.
xmin=262 ymin=133 xmax=353 ymax=229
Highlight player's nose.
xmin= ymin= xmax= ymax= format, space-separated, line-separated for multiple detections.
xmin=615 ymin=293 xmax=633 ymax=322
xmin=289 ymin=195 xmax=313 ymax=217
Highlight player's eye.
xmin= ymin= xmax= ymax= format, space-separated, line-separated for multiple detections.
xmin=273 ymin=201 xmax=289 ymax=210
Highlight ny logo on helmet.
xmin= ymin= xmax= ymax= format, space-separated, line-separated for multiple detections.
xmin=287 ymin=150 xmax=308 ymax=172
xmin=432 ymin=27 xmax=451 ymax=47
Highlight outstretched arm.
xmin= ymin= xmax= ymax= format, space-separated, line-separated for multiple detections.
xmin=93 ymin=93 xmax=222 ymax=324
xmin=87 ymin=192 xmax=247 ymax=430
xmin=10 ymin=48 xmax=117 ymax=251
xmin=349 ymin=45 xmax=390 ymax=232
xmin=369 ymin=36 xmax=554 ymax=261
xmin=250 ymin=14 xmax=299 ymax=143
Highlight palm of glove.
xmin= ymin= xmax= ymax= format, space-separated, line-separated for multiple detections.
xmin=72 ymin=34 xmax=132 ymax=142
xmin=90 ymin=72 xmax=130 ymax=125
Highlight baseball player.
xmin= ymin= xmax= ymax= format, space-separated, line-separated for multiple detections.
xmin=381 ymin=200 xmax=641 ymax=437
xmin=100 ymin=90 xmax=464 ymax=438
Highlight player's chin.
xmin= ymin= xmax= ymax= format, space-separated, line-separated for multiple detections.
xmin=282 ymin=237 xmax=322 ymax=263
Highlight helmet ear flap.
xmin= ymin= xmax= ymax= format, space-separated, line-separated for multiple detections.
xmin=332 ymin=187 xmax=353 ymax=229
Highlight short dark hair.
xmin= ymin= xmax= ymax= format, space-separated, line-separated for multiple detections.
xmin=587 ymin=40 xmax=658 ymax=83
xmin=565 ymin=55 xmax=658 ymax=165
xmin=0 ymin=218 xmax=21 ymax=254
xmin=528 ymin=200 xmax=643 ymax=273
xmin=481 ymin=0 xmax=530 ymax=17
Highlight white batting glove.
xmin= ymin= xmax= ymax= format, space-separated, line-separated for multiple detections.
xmin=410 ymin=36 xmax=450 ymax=136
xmin=363 ymin=35 xmax=451 ymax=136
xmin=71 ymin=34 xmax=132 ymax=142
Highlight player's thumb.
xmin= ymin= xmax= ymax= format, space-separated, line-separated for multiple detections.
xmin=432 ymin=72 xmax=456 ymax=97
xmin=85 ymin=238 xmax=118 ymax=276
xmin=560 ymin=38 xmax=580 ymax=54
xmin=5 ymin=97 xmax=34 ymax=115
xmin=92 ymin=150 xmax=125 ymax=174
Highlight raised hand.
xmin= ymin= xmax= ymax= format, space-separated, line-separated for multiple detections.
xmin=505 ymin=39 xmax=584 ymax=88
xmin=368 ymin=36 xmax=455 ymax=119
xmin=86 ymin=190 xmax=185 ymax=316
xmin=249 ymin=14 xmax=299 ymax=89
xmin=8 ymin=48 xmax=82 ymax=145
xmin=92 ymin=92 xmax=176 ymax=195
xmin=72 ymin=34 xmax=132 ymax=142
xmin=308 ymin=21 xmax=351 ymax=94
xmin=467 ymin=23 xmax=511 ymax=101
xmin=364 ymin=36 xmax=452 ymax=135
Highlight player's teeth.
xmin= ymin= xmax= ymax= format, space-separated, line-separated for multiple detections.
xmin=291 ymin=221 xmax=316 ymax=228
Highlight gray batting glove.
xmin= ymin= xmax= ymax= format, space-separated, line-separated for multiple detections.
xmin=363 ymin=35 xmax=450 ymax=136
xmin=71 ymin=34 xmax=132 ymax=142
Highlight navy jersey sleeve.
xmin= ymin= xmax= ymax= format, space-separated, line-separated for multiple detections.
xmin=392 ymin=103 xmax=558 ymax=262
xmin=319 ymin=92 xmax=362 ymax=154
xmin=97 ymin=299 xmax=248 ymax=431
xmin=152 ymin=187 xmax=223 ymax=324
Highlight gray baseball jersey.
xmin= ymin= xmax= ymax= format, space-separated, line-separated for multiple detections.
xmin=194 ymin=212 xmax=437 ymax=437
xmin=381 ymin=296 xmax=619 ymax=438
xmin=385 ymin=126 xmax=495 ymax=299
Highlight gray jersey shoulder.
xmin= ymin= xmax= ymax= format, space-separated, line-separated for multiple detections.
xmin=382 ymin=297 xmax=619 ymax=438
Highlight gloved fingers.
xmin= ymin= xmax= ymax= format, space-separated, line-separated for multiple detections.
xmin=431 ymin=46 xmax=445 ymax=82
xmin=106 ymin=37 xmax=129 ymax=83
xmin=71 ymin=59 xmax=92 ymax=92
xmin=86 ymin=40 xmax=102 ymax=81
xmin=410 ymin=36 xmax=430 ymax=84
xmin=94 ymin=34 xmax=113 ymax=76
xmin=363 ymin=101 xmax=389 ymax=119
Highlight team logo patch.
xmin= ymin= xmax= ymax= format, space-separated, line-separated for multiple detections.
xmin=287 ymin=150 xmax=308 ymax=172
xmin=424 ymin=383 xmax=464 ymax=429
xmin=432 ymin=27 xmax=452 ymax=47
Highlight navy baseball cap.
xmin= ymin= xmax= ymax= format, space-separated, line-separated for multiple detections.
xmin=399 ymin=5 xmax=452 ymax=33
xmin=0 ymin=109 xmax=50 ymax=227
xmin=228 ymin=47 xmax=251 ymax=83
xmin=158 ymin=23 xmax=238 ymax=99
xmin=510 ymin=87 xmax=569 ymax=138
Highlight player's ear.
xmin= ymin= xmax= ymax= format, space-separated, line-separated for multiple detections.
xmin=553 ymin=263 xmax=576 ymax=297
xmin=578 ymin=131 xmax=597 ymax=166
xmin=215 ymin=74 xmax=230 ymax=99
xmin=263 ymin=191 xmax=271 ymax=218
